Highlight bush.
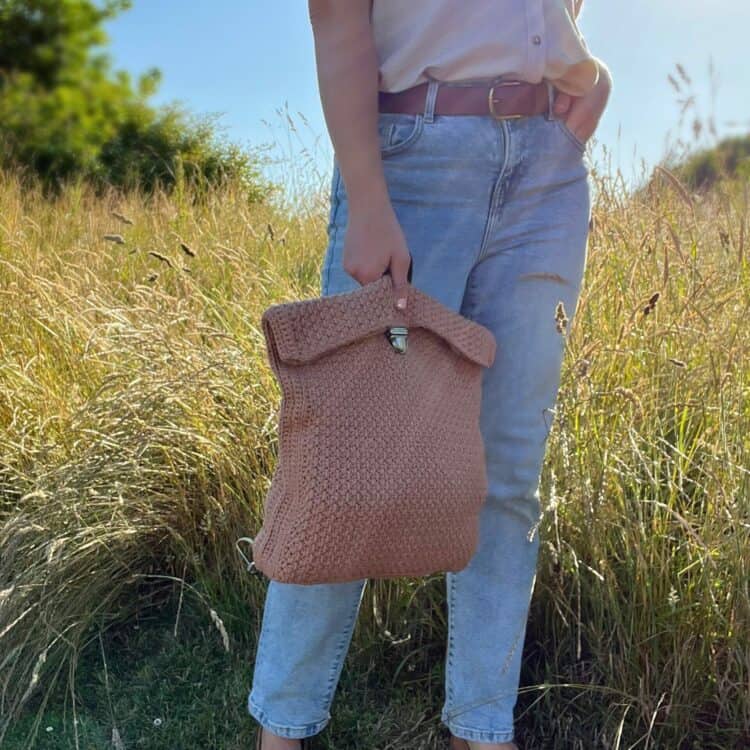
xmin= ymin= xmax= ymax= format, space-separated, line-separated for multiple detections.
xmin=677 ymin=134 xmax=750 ymax=190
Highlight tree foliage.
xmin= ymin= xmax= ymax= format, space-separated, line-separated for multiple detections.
xmin=0 ymin=0 xmax=270 ymax=198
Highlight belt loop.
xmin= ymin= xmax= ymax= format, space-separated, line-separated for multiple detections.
xmin=423 ymin=76 xmax=440 ymax=123
xmin=545 ymin=80 xmax=555 ymax=121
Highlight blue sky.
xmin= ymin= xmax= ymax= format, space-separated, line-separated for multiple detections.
xmin=104 ymin=1 xmax=750 ymax=192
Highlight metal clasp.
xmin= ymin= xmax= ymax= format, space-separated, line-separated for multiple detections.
xmin=386 ymin=326 xmax=408 ymax=354
xmin=488 ymin=80 xmax=524 ymax=120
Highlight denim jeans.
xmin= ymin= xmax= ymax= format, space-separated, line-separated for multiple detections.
xmin=248 ymin=77 xmax=591 ymax=744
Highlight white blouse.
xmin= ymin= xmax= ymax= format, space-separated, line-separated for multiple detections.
xmin=371 ymin=0 xmax=599 ymax=97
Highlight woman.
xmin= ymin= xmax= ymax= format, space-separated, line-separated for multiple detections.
xmin=249 ymin=2 xmax=612 ymax=748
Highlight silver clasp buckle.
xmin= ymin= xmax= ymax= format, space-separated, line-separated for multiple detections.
xmin=386 ymin=326 xmax=408 ymax=354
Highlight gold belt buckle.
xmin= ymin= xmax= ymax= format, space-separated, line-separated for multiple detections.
xmin=488 ymin=80 xmax=524 ymax=120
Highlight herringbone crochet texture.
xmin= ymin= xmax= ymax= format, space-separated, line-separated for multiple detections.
xmin=251 ymin=273 xmax=497 ymax=584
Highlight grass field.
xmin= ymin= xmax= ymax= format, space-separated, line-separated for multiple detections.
xmin=0 ymin=145 xmax=748 ymax=749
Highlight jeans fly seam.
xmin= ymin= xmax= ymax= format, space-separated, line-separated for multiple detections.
xmin=460 ymin=268 xmax=480 ymax=323
xmin=475 ymin=119 xmax=511 ymax=264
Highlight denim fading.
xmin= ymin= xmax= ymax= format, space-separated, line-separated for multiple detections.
xmin=248 ymin=77 xmax=591 ymax=745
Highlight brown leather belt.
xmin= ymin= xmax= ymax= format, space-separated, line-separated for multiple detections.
xmin=378 ymin=79 xmax=551 ymax=119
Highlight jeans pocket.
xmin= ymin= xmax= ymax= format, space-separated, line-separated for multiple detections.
xmin=554 ymin=116 xmax=587 ymax=153
xmin=377 ymin=112 xmax=425 ymax=157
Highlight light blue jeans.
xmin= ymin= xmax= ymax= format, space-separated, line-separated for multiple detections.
xmin=248 ymin=77 xmax=591 ymax=744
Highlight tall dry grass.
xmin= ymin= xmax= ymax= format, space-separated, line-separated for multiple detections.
xmin=0 ymin=164 xmax=330 ymax=745
xmin=0 ymin=135 xmax=748 ymax=748
xmin=521 ymin=161 xmax=750 ymax=747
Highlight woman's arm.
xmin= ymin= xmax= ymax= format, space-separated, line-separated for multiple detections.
xmin=554 ymin=0 xmax=612 ymax=144
xmin=309 ymin=0 xmax=386 ymax=213
xmin=308 ymin=0 xmax=411 ymax=306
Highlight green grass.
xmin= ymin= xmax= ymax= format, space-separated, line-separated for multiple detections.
xmin=1 ymin=147 xmax=749 ymax=749
xmin=0 ymin=586 xmax=455 ymax=750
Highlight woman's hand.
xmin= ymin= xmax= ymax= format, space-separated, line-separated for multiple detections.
xmin=552 ymin=59 xmax=613 ymax=145
xmin=342 ymin=197 xmax=412 ymax=309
